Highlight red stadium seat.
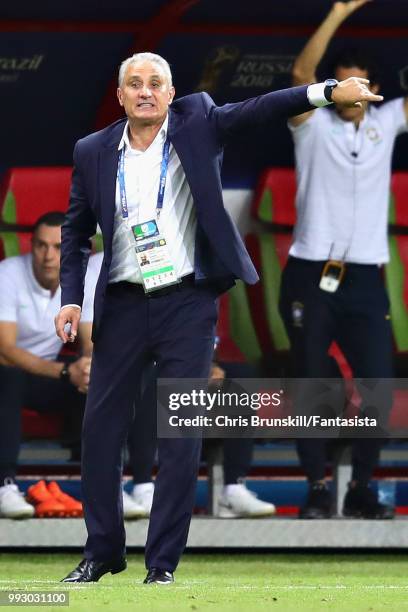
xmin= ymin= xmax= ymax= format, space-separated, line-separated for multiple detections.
xmin=251 ymin=167 xmax=297 ymax=226
xmin=389 ymin=172 xmax=408 ymax=228
xmin=216 ymin=282 xmax=262 ymax=364
xmin=0 ymin=167 xmax=72 ymax=259
xmin=385 ymin=235 xmax=408 ymax=355
xmin=0 ymin=172 xmax=9 ymax=212
xmin=0 ymin=235 xmax=5 ymax=262
xmin=0 ymin=167 xmax=71 ymax=225
xmin=389 ymin=390 xmax=408 ymax=430
xmin=245 ymin=233 xmax=291 ymax=357
xmin=16 ymin=232 xmax=33 ymax=255
xmin=0 ymin=231 xmax=34 ymax=258
xmin=22 ymin=409 xmax=63 ymax=440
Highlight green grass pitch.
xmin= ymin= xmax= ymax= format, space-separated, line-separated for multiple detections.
xmin=0 ymin=553 xmax=408 ymax=611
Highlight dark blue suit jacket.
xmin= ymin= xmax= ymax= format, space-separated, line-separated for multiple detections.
xmin=61 ymin=87 xmax=312 ymax=338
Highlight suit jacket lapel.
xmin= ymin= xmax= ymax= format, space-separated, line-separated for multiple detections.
xmin=98 ymin=122 xmax=124 ymax=251
xmin=168 ymin=108 xmax=195 ymax=196
xmin=98 ymin=146 xmax=119 ymax=252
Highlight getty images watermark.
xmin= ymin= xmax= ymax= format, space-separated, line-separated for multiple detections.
xmin=156 ymin=378 xmax=403 ymax=439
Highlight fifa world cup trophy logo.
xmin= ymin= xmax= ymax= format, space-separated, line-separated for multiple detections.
xmin=195 ymin=46 xmax=240 ymax=94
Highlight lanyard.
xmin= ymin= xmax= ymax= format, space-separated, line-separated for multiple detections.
xmin=117 ymin=136 xmax=170 ymax=222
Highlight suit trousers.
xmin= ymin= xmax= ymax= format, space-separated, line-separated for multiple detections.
xmin=279 ymin=257 xmax=393 ymax=486
xmin=127 ymin=361 xmax=158 ymax=484
xmin=82 ymin=279 xmax=217 ymax=571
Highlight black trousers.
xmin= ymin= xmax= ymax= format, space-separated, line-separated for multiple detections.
xmin=127 ymin=361 xmax=157 ymax=484
xmin=82 ymin=281 xmax=217 ymax=571
xmin=0 ymin=363 xmax=86 ymax=482
xmin=279 ymin=257 xmax=393 ymax=486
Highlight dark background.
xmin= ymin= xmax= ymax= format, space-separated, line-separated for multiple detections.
xmin=1 ymin=0 xmax=407 ymax=186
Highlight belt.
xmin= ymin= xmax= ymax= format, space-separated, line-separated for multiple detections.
xmin=107 ymin=274 xmax=196 ymax=299
xmin=288 ymin=256 xmax=380 ymax=270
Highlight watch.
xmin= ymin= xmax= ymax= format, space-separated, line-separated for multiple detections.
xmin=323 ymin=78 xmax=339 ymax=103
xmin=60 ymin=363 xmax=71 ymax=382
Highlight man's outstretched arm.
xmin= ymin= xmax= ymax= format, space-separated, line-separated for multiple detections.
xmin=211 ymin=77 xmax=382 ymax=139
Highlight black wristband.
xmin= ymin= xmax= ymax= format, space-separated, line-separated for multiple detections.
xmin=323 ymin=78 xmax=339 ymax=103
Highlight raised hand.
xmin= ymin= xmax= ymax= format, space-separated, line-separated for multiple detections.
xmin=332 ymin=77 xmax=383 ymax=107
xmin=332 ymin=0 xmax=372 ymax=21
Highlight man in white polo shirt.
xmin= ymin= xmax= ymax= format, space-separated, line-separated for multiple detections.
xmin=279 ymin=0 xmax=408 ymax=519
xmin=0 ymin=212 xmax=91 ymax=518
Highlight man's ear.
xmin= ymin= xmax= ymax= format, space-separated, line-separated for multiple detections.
xmin=169 ymin=86 xmax=175 ymax=105
xmin=370 ymin=83 xmax=380 ymax=95
xmin=117 ymin=87 xmax=124 ymax=106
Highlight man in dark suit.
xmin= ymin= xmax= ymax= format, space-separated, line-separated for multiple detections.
xmin=55 ymin=52 xmax=381 ymax=584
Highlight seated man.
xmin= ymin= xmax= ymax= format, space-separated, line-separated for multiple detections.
xmin=0 ymin=212 xmax=90 ymax=518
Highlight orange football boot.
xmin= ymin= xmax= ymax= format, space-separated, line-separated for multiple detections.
xmin=26 ymin=480 xmax=66 ymax=518
xmin=47 ymin=481 xmax=83 ymax=518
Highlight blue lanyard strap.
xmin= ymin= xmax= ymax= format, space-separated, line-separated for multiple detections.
xmin=157 ymin=138 xmax=170 ymax=218
xmin=117 ymin=146 xmax=128 ymax=220
xmin=117 ymin=136 xmax=170 ymax=222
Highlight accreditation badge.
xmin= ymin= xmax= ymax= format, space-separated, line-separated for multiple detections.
xmin=319 ymin=260 xmax=345 ymax=293
xmin=131 ymin=219 xmax=180 ymax=293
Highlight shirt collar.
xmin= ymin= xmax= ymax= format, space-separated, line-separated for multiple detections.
xmin=118 ymin=115 xmax=169 ymax=151
xmin=333 ymin=107 xmax=371 ymax=130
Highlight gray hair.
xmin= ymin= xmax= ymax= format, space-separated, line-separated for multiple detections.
xmin=118 ymin=52 xmax=173 ymax=88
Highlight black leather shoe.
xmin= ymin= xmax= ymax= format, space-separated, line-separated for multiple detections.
xmin=299 ymin=482 xmax=333 ymax=519
xmin=61 ymin=558 xmax=127 ymax=583
xmin=343 ymin=483 xmax=395 ymax=519
xmin=143 ymin=568 xmax=174 ymax=584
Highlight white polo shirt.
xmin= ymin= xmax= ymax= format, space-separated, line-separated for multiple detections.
xmin=0 ymin=254 xmax=62 ymax=360
xmin=109 ymin=116 xmax=196 ymax=284
xmin=289 ymin=98 xmax=408 ymax=264
xmin=0 ymin=253 xmax=95 ymax=360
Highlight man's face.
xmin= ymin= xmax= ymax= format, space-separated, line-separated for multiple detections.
xmin=334 ymin=66 xmax=379 ymax=122
xmin=117 ymin=60 xmax=175 ymax=126
xmin=31 ymin=224 xmax=61 ymax=290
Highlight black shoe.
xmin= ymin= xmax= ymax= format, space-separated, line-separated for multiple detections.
xmin=61 ymin=558 xmax=127 ymax=583
xmin=143 ymin=568 xmax=174 ymax=585
xmin=343 ymin=483 xmax=395 ymax=519
xmin=299 ymin=483 xmax=333 ymax=519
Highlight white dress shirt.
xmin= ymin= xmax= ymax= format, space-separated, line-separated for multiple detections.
xmin=81 ymin=252 xmax=103 ymax=323
xmin=109 ymin=115 xmax=196 ymax=284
